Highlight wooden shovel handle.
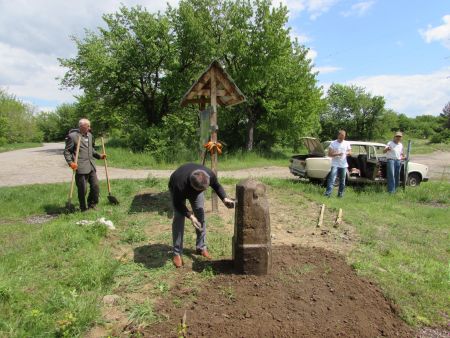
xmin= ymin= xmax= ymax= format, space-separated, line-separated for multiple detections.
xmin=101 ymin=137 xmax=112 ymax=194
xmin=69 ymin=135 xmax=82 ymax=200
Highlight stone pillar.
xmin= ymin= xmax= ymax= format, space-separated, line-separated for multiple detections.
xmin=232 ymin=179 xmax=271 ymax=275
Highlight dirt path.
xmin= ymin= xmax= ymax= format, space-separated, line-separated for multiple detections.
xmin=0 ymin=143 xmax=290 ymax=187
xmin=410 ymin=151 xmax=450 ymax=180
xmin=0 ymin=143 xmax=448 ymax=187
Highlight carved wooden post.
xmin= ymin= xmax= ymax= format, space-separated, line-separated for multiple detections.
xmin=232 ymin=179 xmax=271 ymax=275
xmin=210 ymin=69 xmax=219 ymax=212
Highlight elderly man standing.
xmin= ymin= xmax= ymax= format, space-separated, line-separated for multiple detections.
xmin=64 ymin=118 xmax=105 ymax=211
xmin=169 ymin=163 xmax=235 ymax=268
xmin=324 ymin=130 xmax=352 ymax=198
xmin=384 ymin=131 xmax=404 ymax=193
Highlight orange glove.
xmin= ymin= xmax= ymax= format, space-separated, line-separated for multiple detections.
xmin=69 ymin=162 xmax=78 ymax=170
xmin=100 ymin=154 xmax=107 ymax=160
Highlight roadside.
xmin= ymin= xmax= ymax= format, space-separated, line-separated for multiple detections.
xmin=0 ymin=142 xmax=42 ymax=153
xmin=0 ymin=143 xmax=291 ymax=187
xmin=0 ymin=143 xmax=448 ymax=187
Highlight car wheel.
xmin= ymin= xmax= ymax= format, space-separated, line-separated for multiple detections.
xmin=407 ymin=173 xmax=421 ymax=187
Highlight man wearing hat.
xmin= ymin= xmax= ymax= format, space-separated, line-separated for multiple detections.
xmin=383 ymin=131 xmax=405 ymax=193
xmin=168 ymin=163 xmax=235 ymax=268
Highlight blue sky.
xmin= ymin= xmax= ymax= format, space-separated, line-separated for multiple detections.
xmin=0 ymin=0 xmax=449 ymax=116
xmin=286 ymin=0 xmax=450 ymax=116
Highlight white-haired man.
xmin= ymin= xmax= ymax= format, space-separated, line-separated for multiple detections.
xmin=168 ymin=163 xmax=235 ymax=268
xmin=64 ymin=118 xmax=106 ymax=211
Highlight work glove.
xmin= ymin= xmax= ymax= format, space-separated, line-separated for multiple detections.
xmin=189 ymin=214 xmax=202 ymax=231
xmin=69 ymin=162 xmax=78 ymax=170
xmin=100 ymin=154 xmax=107 ymax=159
xmin=223 ymin=197 xmax=235 ymax=209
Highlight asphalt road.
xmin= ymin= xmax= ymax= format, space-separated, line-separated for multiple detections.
xmin=0 ymin=143 xmax=291 ymax=187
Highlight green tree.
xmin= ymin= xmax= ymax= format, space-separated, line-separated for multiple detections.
xmin=441 ymin=101 xmax=450 ymax=129
xmin=60 ymin=1 xmax=323 ymax=152
xmin=320 ymin=84 xmax=385 ymax=140
xmin=59 ymin=6 xmax=176 ymax=128
xmin=36 ymin=103 xmax=84 ymax=141
xmin=0 ymin=89 xmax=42 ymax=143
xmin=170 ymin=0 xmax=322 ymax=150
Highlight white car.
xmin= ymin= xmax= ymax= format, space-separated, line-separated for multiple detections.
xmin=289 ymin=138 xmax=429 ymax=186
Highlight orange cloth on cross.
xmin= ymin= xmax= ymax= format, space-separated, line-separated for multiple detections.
xmin=204 ymin=141 xmax=223 ymax=155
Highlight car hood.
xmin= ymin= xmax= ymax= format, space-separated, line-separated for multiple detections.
xmin=301 ymin=137 xmax=325 ymax=156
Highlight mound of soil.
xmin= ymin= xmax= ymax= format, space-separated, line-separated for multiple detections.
xmin=148 ymin=246 xmax=413 ymax=337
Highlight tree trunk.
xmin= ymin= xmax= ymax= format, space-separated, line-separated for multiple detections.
xmin=246 ymin=119 xmax=255 ymax=151
xmin=143 ymin=95 xmax=158 ymax=125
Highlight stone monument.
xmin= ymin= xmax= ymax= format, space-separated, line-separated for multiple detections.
xmin=232 ymin=179 xmax=271 ymax=275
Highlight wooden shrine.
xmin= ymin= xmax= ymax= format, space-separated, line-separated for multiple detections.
xmin=180 ymin=60 xmax=246 ymax=211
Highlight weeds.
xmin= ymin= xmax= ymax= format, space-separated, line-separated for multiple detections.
xmin=129 ymin=299 xmax=160 ymax=327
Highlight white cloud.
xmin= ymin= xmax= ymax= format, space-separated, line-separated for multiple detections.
xmin=420 ymin=15 xmax=450 ymax=49
xmin=0 ymin=42 xmax=79 ymax=105
xmin=306 ymin=48 xmax=318 ymax=61
xmin=290 ymin=29 xmax=311 ymax=44
xmin=347 ymin=68 xmax=450 ymax=116
xmin=341 ymin=1 xmax=375 ymax=17
xmin=306 ymin=49 xmax=342 ymax=74
xmin=277 ymin=0 xmax=339 ymax=20
xmin=0 ymin=0 xmax=180 ymax=110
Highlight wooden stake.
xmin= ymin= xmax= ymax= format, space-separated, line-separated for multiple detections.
xmin=317 ymin=204 xmax=325 ymax=227
xmin=210 ymin=68 xmax=219 ymax=212
xmin=334 ymin=208 xmax=343 ymax=227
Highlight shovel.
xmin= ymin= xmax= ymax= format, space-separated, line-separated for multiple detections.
xmin=66 ymin=135 xmax=82 ymax=212
xmin=101 ymin=137 xmax=119 ymax=205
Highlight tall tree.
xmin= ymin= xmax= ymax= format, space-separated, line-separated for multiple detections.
xmin=170 ymin=0 xmax=322 ymax=150
xmin=321 ymin=84 xmax=385 ymax=140
xmin=60 ymin=1 xmax=323 ymax=151
xmin=59 ymin=6 xmax=175 ymax=127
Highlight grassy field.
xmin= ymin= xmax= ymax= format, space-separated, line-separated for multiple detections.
xmin=405 ymin=138 xmax=448 ymax=154
xmin=0 ymin=178 xmax=448 ymax=336
xmin=0 ymin=143 xmax=42 ymax=153
xmin=103 ymin=137 xmax=448 ymax=171
xmin=105 ymin=146 xmax=291 ymax=170
xmin=262 ymin=179 xmax=449 ymax=326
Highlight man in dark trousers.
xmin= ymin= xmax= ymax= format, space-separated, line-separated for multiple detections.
xmin=64 ymin=118 xmax=105 ymax=211
xmin=168 ymin=163 xmax=235 ymax=268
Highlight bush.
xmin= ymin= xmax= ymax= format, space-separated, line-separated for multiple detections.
xmin=430 ymin=130 xmax=450 ymax=144
xmin=124 ymin=112 xmax=198 ymax=162
xmin=0 ymin=89 xmax=43 ymax=143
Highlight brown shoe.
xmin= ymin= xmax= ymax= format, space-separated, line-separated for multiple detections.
xmin=173 ymin=255 xmax=183 ymax=268
xmin=196 ymin=249 xmax=212 ymax=260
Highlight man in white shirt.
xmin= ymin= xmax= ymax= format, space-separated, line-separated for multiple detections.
xmin=383 ymin=131 xmax=404 ymax=193
xmin=324 ymin=130 xmax=352 ymax=198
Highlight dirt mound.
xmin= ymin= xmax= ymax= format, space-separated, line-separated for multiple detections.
xmin=148 ymin=246 xmax=413 ymax=337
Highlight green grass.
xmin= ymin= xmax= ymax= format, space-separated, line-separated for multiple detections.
xmin=262 ymin=178 xmax=450 ymax=326
xmin=0 ymin=142 xmax=42 ymax=153
xmin=105 ymin=146 xmax=290 ymax=170
xmin=405 ymin=138 xmax=448 ymax=154
xmin=1 ymin=177 xmax=448 ymax=335
xmin=0 ymin=177 xmax=233 ymax=336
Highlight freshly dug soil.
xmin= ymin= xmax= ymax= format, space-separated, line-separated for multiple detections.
xmin=148 ymin=246 xmax=413 ymax=337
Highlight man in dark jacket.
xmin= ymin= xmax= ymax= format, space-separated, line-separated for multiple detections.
xmin=63 ymin=118 xmax=105 ymax=211
xmin=168 ymin=163 xmax=235 ymax=268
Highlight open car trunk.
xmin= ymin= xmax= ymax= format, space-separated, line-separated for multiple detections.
xmin=291 ymin=138 xmax=325 ymax=159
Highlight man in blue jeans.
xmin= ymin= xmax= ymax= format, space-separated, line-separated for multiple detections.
xmin=383 ymin=131 xmax=404 ymax=193
xmin=168 ymin=163 xmax=235 ymax=268
xmin=324 ymin=130 xmax=352 ymax=198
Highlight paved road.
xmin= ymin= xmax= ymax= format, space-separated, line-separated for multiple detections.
xmin=0 ymin=143 xmax=291 ymax=187
xmin=0 ymin=143 xmax=448 ymax=187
